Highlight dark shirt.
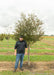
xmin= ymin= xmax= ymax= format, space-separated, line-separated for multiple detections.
xmin=14 ymin=40 xmax=27 ymax=54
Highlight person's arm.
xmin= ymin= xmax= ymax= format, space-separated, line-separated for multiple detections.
xmin=25 ymin=48 xmax=28 ymax=55
xmin=14 ymin=42 xmax=17 ymax=56
xmin=14 ymin=49 xmax=17 ymax=56
xmin=25 ymin=41 xmax=28 ymax=55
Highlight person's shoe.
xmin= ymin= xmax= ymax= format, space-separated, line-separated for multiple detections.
xmin=20 ymin=68 xmax=24 ymax=71
xmin=13 ymin=68 xmax=16 ymax=72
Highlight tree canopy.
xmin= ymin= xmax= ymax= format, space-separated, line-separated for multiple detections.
xmin=14 ymin=13 xmax=44 ymax=45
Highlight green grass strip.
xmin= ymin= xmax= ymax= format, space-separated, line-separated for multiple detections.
xmin=0 ymin=71 xmax=54 ymax=75
xmin=30 ymin=49 xmax=54 ymax=53
xmin=0 ymin=55 xmax=54 ymax=61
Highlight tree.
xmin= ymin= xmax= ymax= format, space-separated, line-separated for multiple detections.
xmin=14 ymin=13 xmax=44 ymax=65
xmin=0 ymin=34 xmax=4 ymax=41
xmin=0 ymin=34 xmax=4 ymax=48
xmin=11 ymin=34 xmax=15 ymax=40
xmin=5 ymin=34 xmax=10 ymax=48
xmin=5 ymin=34 xmax=10 ymax=40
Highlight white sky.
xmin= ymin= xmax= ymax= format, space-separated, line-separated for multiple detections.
xmin=0 ymin=0 xmax=54 ymax=35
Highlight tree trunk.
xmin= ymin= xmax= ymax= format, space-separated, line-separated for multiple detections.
xmin=7 ymin=40 xmax=9 ymax=51
xmin=28 ymin=44 xmax=30 ymax=65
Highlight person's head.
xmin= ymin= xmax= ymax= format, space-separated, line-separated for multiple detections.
xmin=19 ymin=35 xmax=23 ymax=41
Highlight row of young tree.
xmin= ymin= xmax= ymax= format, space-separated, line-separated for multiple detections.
xmin=0 ymin=33 xmax=53 ymax=42
xmin=0 ymin=34 xmax=10 ymax=41
xmin=0 ymin=34 xmax=15 ymax=49
xmin=0 ymin=34 xmax=15 ymax=41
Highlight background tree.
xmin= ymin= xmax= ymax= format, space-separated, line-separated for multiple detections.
xmin=0 ymin=34 xmax=4 ymax=41
xmin=0 ymin=34 xmax=4 ymax=48
xmin=5 ymin=34 xmax=10 ymax=40
xmin=5 ymin=34 xmax=10 ymax=49
xmin=14 ymin=13 xmax=44 ymax=65
xmin=11 ymin=34 xmax=15 ymax=40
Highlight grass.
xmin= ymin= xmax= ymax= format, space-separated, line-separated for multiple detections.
xmin=0 ymin=71 xmax=30 ymax=75
xmin=31 ymin=45 xmax=54 ymax=49
xmin=0 ymin=37 xmax=54 ymax=53
xmin=0 ymin=37 xmax=54 ymax=61
xmin=0 ymin=71 xmax=54 ymax=75
xmin=0 ymin=37 xmax=54 ymax=50
xmin=31 ymin=41 xmax=54 ymax=49
xmin=0 ymin=55 xmax=54 ymax=61
xmin=44 ymin=37 xmax=54 ymax=41
xmin=0 ymin=36 xmax=54 ymax=74
xmin=0 ymin=49 xmax=54 ymax=53
xmin=30 ymin=49 xmax=54 ymax=53
xmin=0 ymin=49 xmax=14 ymax=52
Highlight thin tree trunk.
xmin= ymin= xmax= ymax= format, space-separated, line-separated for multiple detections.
xmin=7 ymin=40 xmax=9 ymax=51
xmin=28 ymin=44 xmax=30 ymax=65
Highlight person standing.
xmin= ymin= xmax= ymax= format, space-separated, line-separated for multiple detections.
xmin=14 ymin=35 xmax=27 ymax=72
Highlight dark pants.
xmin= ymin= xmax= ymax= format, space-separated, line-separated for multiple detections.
xmin=15 ymin=53 xmax=24 ymax=69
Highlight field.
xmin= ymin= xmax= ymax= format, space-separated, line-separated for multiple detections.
xmin=0 ymin=36 xmax=54 ymax=75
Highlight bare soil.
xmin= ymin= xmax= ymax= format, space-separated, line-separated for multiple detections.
xmin=0 ymin=61 xmax=54 ymax=72
xmin=41 ymin=39 xmax=54 ymax=46
xmin=0 ymin=52 xmax=54 ymax=55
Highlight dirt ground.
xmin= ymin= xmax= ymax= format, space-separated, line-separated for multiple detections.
xmin=0 ymin=61 xmax=54 ymax=73
xmin=0 ymin=52 xmax=54 ymax=55
xmin=41 ymin=39 xmax=54 ymax=46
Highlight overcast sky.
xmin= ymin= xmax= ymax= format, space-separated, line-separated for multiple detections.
xmin=0 ymin=0 xmax=54 ymax=35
